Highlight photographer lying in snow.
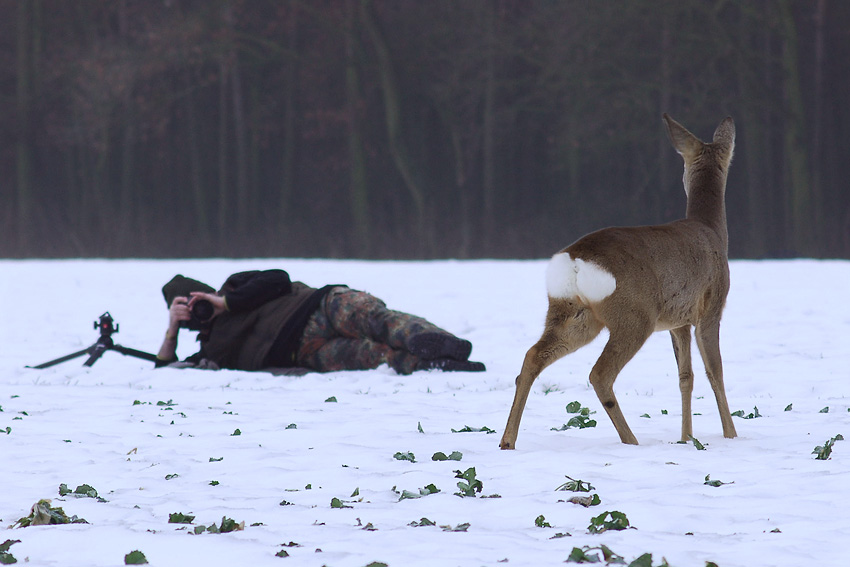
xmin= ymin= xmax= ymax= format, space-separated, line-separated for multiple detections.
xmin=156 ymin=269 xmax=485 ymax=375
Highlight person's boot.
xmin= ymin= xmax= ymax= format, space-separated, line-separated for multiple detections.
xmin=416 ymin=358 xmax=485 ymax=372
xmin=408 ymin=332 xmax=472 ymax=361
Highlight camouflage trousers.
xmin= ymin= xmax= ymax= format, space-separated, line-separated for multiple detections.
xmin=295 ymin=287 xmax=446 ymax=374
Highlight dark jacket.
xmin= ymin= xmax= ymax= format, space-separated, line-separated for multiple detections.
xmin=165 ymin=270 xmax=335 ymax=370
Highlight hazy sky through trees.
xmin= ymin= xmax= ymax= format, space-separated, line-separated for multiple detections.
xmin=2 ymin=0 xmax=848 ymax=259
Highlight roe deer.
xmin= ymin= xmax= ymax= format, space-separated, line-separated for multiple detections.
xmin=500 ymin=114 xmax=737 ymax=449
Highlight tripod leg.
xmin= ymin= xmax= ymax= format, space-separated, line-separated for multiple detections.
xmin=28 ymin=346 xmax=94 ymax=369
xmin=112 ymin=344 xmax=158 ymax=363
xmin=84 ymin=343 xmax=109 ymax=367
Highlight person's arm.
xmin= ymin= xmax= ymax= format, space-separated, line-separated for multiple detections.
xmin=156 ymin=296 xmax=192 ymax=366
xmin=218 ymin=269 xmax=292 ymax=313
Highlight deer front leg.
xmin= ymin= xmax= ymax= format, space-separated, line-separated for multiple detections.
xmin=670 ymin=326 xmax=694 ymax=442
xmin=695 ymin=319 xmax=737 ymax=439
xmin=588 ymin=323 xmax=653 ymax=445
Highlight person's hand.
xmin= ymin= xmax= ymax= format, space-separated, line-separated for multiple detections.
xmin=168 ymin=296 xmax=192 ymax=333
xmin=188 ymin=291 xmax=227 ymax=320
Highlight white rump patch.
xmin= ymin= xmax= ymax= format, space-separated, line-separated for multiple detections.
xmin=545 ymin=253 xmax=616 ymax=303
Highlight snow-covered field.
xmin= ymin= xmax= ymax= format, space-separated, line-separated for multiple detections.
xmin=1 ymin=258 xmax=848 ymax=567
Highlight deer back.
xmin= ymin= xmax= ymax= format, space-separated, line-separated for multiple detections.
xmin=550 ymin=115 xmax=735 ymax=331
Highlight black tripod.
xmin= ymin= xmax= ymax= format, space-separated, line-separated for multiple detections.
xmin=29 ymin=312 xmax=158 ymax=369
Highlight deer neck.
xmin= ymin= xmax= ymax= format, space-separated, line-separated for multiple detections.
xmin=685 ymin=171 xmax=729 ymax=251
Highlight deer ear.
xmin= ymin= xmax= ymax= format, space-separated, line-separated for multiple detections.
xmin=663 ymin=113 xmax=701 ymax=160
xmin=712 ymin=117 xmax=736 ymax=152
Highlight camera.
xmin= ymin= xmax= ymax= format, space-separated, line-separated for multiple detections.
xmin=179 ymin=299 xmax=215 ymax=330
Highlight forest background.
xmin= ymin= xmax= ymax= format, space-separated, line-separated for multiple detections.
xmin=3 ymin=0 xmax=849 ymax=259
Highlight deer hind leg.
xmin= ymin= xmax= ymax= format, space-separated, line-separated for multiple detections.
xmin=588 ymin=319 xmax=654 ymax=445
xmin=500 ymin=299 xmax=603 ymax=450
xmin=670 ymin=326 xmax=695 ymax=442
xmin=695 ymin=319 xmax=738 ymax=439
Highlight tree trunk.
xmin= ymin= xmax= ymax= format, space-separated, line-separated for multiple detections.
xmin=16 ymin=0 xmax=34 ymax=252
xmin=811 ymin=0 xmax=826 ymax=246
xmin=481 ymin=2 xmax=497 ymax=240
xmin=658 ymin=8 xmax=672 ymax=220
xmin=359 ymin=0 xmax=426 ymax=254
xmin=778 ymin=0 xmax=813 ymax=256
xmin=223 ymin=1 xmax=250 ymax=240
xmin=218 ymin=57 xmax=229 ymax=248
xmin=186 ymin=92 xmax=209 ymax=239
xmin=280 ymin=0 xmax=299 ymax=223
xmin=345 ymin=0 xmax=370 ymax=256
xmin=118 ymin=0 xmax=137 ymax=247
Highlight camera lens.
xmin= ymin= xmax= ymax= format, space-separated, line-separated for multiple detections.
xmin=191 ymin=299 xmax=214 ymax=322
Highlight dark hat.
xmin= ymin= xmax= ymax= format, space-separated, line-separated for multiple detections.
xmin=162 ymin=275 xmax=216 ymax=307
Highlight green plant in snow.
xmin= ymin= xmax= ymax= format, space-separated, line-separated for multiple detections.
xmin=192 ymin=516 xmax=244 ymax=534
xmin=408 ymin=517 xmax=436 ymax=527
xmin=552 ymin=401 xmax=597 ymax=430
xmin=704 ymin=475 xmax=733 ymax=487
xmin=124 ymin=550 xmax=149 ymax=565
xmin=325 ymin=396 xmax=337 ymax=403
xmin=0 ymin=540 xmax=21 ymax=565
xmin=396 ymin=484 xmax=440 ymax=501
xmin=432 ymin=451 xmax=463 ymax=461
xmin=813 ymin=434 xmax=844 ymax=460
xmin=454 ymin=467 xmax=483 ymax=497
xmin=588 ymin=511 xmax=631 ymax=534
xmin=330 ymin=497 xmax=352 ymax=509
xmin=440 ymin=523 xmax=470 ymax=532
xmin=58 ymin=483 xmax=104 ymax=501
xmin=565 ymin=545 xmax=624 ymax=564
xmin=14 ymin=500 xmax=88 ymax=527
xmin=535 ymin=514 xmax=552 ymax=528
xmin=451 ymin=425 xmax=496 ymax=434
xmin=628 ymin=553 xmax=671 ymax=567
xmin=566 ymin=545 xmax=670 ymax=566
xmin=555 ymin=476 xmax=595 ymax=492
xmin=168 ymin=512 xmax=195 ymax=524
xmin=731 ymin=406 xmax=762 ymax=419
xmin=393 ymin=451 xmax=416 ymax=462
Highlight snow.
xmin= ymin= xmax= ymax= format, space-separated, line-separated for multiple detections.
xmin=1 ymin=258 xmax=849 ymax=567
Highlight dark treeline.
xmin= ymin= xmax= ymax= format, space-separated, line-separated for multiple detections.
xmin=3 ymin=0 xmax=849 ymax=259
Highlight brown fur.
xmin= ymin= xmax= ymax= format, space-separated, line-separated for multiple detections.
xmin=500 ymin=115 xmax=737 ymax=449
